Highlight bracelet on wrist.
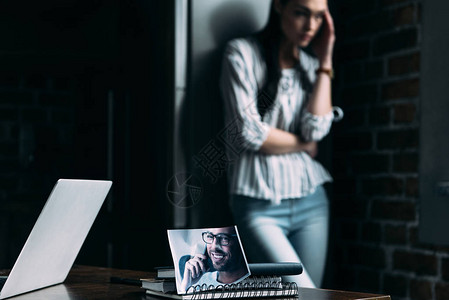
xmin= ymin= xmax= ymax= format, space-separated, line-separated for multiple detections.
xmin=316 ymin=67 xmax=334 ymax=79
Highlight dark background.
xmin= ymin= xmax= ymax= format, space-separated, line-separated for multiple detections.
xmin=0 ymin=1 xmax=447 ymax=300
xmin=0 ymin=0 xmax=176 ymax=270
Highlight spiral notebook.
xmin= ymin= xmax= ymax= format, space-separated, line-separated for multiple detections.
xmin=142 ymin=275 xmax=283 ymax=294
xmin=145 ymin=279 xmax=299 ymax=299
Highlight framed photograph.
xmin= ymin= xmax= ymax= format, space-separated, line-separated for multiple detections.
xmin=167 ymin=226 xmax=250 ymax=294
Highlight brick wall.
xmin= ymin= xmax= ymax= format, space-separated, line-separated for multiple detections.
xmin=331 ymin=0 xmax=449 ymax=299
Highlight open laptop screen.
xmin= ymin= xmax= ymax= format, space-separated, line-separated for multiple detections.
xmin=0 ymin=179 xmax=112 ymax=299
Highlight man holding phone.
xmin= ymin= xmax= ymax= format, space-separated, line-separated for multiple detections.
xmin=179 ymin=227 xmax=249 ymax=293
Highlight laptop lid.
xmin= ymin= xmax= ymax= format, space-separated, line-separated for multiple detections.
xmin=0 ymin=179 xmax=112 ymax=299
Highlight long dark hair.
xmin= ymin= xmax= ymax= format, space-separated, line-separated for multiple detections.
xmin=255 ymin=0 xmax=313 ymax=118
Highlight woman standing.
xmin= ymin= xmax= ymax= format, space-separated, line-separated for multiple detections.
xmin=220 ymin=0 xmax=341 ymax=288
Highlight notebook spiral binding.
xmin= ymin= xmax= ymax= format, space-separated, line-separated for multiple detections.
xmin=186 ymin=277 xmax=299 ymax=299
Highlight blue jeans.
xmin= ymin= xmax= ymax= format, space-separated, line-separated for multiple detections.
xmin=230 ymin=185 xmax=329 ymax=288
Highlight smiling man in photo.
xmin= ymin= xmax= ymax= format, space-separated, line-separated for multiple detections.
xmin=179 ymin=227 xmax=249 ymax=293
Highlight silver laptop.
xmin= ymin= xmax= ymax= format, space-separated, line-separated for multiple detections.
xmin=0 ymin=179 xmax=112 ymax=299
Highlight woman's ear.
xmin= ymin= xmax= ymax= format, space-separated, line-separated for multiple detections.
xmin=274 ymin=0 xmax=282 ymax=14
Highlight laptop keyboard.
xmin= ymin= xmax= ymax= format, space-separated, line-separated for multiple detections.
xmin=0 ymin=276 xmax=7 ymax=289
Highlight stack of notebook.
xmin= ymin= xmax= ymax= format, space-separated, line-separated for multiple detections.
xmin=141 ymin=263 xmax=302 ymax=299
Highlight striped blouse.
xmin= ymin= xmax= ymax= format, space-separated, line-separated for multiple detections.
xmin=220 ymin=36 xmax=339 ymax=205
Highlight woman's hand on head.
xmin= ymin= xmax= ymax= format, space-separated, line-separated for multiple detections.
xmin=311 ymin=9 xmax=335 ymax=69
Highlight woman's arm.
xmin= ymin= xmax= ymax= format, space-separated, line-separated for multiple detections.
xmin=262 ymin=11 xmax=336 ymax=153
xmin=298 ymin=9 xmax=337 ymax=142
xmin=307 ymin=9 xmax=335 ymax=116
xmin=259 ymin=127 xmax=317 ymax=157
xmin=220 ymin=39 xmax=317 ymax=157
xmin=307 ymin=70 xmax=332 ymax=115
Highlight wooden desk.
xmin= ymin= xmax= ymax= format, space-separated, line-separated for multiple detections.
xmin=0 ymin=265 xmax=390 ymax=299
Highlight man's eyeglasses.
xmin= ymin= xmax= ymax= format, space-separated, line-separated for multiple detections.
xmin=202 ymin=232 xmax=237 ymax=246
